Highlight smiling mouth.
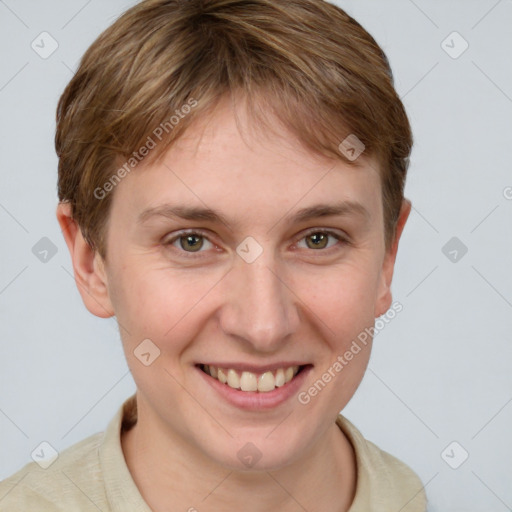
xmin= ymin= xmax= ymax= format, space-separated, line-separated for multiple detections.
xmin=198 ymin=364 xmax=310 ymax=393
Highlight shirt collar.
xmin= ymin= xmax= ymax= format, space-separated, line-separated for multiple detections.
xmin=99 ymin=394 xmax=152 ymax=512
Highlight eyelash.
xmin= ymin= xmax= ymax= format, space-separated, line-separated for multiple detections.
xmin=163 ymin=228 xmax=350 ymax=259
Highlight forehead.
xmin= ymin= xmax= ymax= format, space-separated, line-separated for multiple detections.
xmin=110 ymin=99 xmax=382 ymax=229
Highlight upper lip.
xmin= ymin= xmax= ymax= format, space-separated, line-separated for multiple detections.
xmin=198 ymin=362 xmax=311 ymax=373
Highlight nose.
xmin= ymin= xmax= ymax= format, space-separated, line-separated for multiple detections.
xmin=218 ymin=249 xmax=300 ymax=353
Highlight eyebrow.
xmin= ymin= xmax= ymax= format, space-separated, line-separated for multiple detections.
xmin=137 ymin=200 xmax=370 ymax=229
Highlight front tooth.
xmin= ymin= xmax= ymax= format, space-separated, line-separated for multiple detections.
xmin=284 ymin=367 xmax=294 ymax=383
xmin=258 ymin=371 xmax=276 ymax=392
xmin=240 ymin=371 xmax=258 ymax=391
xmin=227 ymin=369 xmax=241 ymax=389
xmin=217 ymin=368 xmax=227 ymax=384
xmin=275 ymin=368 xmax=285 ymax=387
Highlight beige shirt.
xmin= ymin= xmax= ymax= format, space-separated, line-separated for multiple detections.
xmin=0 ymin=394 xmax=427 ymax=511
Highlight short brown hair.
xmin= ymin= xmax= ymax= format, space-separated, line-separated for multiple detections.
xmin=56 ymin=0 xmax=412 ymax=259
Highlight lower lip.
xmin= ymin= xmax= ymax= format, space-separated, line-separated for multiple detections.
xmin=196 ymin=365 xmax=313 ymax=411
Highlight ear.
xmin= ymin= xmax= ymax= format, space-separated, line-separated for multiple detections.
xmin=56 ymin=202 xmax=114 ymax=318
xmin=374 ymin=199 xmax=411 ymax=318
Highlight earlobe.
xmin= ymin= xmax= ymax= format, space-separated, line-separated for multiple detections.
xmin=56 ymin=202 xmax=115 ymax=319
xmin=374 ymin=199 xmax=412 ymax=318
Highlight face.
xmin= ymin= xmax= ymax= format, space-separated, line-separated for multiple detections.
xmin=68 ymin=96 xmax=407 ymax=471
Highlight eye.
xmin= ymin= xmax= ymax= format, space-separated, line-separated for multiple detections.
xmin=164 ymin=230 xmax=215 ymax=256
xmin=163 ymin=228 xmax=349 ymax=259
xmin=295 ymin=229 xmax=348 ymax=251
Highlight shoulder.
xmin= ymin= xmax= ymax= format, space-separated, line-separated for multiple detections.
xmin=336 ymin=414 xmax=428 ymax=512
xmin=0 ymin=431 xmax=106 ymax=511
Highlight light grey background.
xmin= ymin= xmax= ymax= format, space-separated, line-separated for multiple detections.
xmin=1 ymin=1 xmax=511 ymax=510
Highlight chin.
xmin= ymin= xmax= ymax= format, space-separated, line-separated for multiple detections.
xmin=200 ymin=428 xmax=306 ymax=473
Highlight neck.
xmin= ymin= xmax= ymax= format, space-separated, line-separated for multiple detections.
xmin=121 ymin=399 xmax=356 ymax=512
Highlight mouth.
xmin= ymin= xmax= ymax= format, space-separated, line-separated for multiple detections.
xmin=197 ymin=363 xmax=311 ymax=393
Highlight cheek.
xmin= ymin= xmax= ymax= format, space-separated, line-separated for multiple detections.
xmin=294 ymin=270 xmax=377 ymax=413
xmin=302 ymin=260 xmax=380 ymax=330
xmin=109 ymin=248 xmax=381 ymax=355
xmin=109 ymin=262 xmax=221 ymax=343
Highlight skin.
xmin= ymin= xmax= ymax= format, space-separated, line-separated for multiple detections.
xmin=57 ymin=95 xmax=411 ymax=512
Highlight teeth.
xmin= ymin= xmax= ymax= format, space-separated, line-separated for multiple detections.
xmin=217 ymin=368 xmax=227 ymax=384
xmin=275 ymin=368 xmax=285 ymax=387
xmin=227 ymin=369 xmax=240 ymax=389
xmin=203 ymin=364 xmax=301 ymax=393
xmin=240 ymin=371 xmax=258 ymax=392
xmin=258 ymin=371 xmax=275 ymax=392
